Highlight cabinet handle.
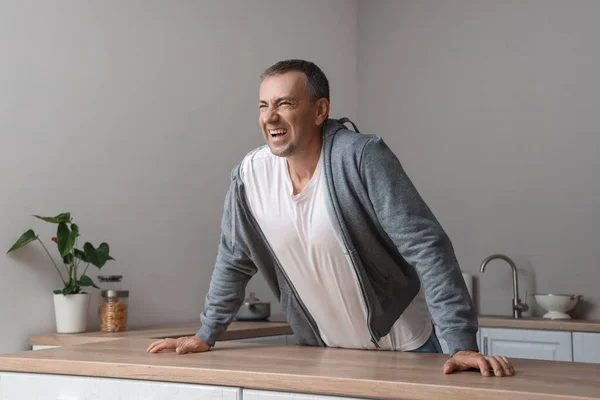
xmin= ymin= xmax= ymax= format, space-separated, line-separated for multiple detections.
xmin=483 ymin=337 xmax=488 ymax=355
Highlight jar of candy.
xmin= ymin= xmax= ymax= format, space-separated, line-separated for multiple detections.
xmin=98 ymin=275 xmax=129 ymax=332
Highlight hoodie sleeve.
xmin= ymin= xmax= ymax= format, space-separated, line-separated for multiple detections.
xmin=195 ymin=175 xmax=257 ymax=346
xmin=359 ymin=136 xmax=479 ymax=356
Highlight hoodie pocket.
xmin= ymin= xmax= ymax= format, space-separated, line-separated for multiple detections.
xmin=363 ymin=257 xmax=409 ymax=308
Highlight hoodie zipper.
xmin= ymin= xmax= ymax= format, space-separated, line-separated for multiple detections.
xmin=322 ymin=134 xmax=381 ymax=350
xmin=231 ymin=176 xmax=324 ymax=346
xmin=330 ymin=203 xmax=381 ymax=349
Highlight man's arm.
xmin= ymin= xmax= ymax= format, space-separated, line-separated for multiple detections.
xmin=358 ymin=136 xmax=478 ymax=356
xmin=196 ymin=180 xmax=257 ymax=346
xmin=147 ymin=178 xmax=257 ymax=354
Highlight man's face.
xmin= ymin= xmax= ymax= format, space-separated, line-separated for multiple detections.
xmin=259 ymin=71 xmax=325 ymax=158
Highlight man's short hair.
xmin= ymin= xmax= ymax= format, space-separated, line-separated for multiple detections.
xmin=261 ymin=59 xmax=330 ymax=103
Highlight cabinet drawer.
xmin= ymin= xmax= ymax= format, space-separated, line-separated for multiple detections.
xmin=243 ymin=389 xmax=364 ymax=400
xmin=480 ymin=327 xmax=572 ymax=361
xmin=0 ymin=372 xmax=241 ymax=400
xmin=573 ymin=332 xmax=600 ymax=364
xmin=31 ymin=345 xmax=60 ymax=351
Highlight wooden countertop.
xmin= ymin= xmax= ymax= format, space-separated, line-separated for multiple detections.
xmin=479 ymin=316 xmax=600 ymax=333
xmin=2 ymin=338 xmax=600 ymax=400
xmin=29 ymin=320 xmax=293 ymax=346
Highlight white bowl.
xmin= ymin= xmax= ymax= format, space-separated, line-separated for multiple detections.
xmin=532 ymin=294 xmax=582 ymax=319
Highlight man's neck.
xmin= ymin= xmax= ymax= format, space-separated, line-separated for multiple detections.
xmin=286 ymin=137 xmax=322 ymax=195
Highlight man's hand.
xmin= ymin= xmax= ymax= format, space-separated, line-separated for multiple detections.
xmin=443 ymin=350 xmax=514 ymax=377
xmin=146 ymin=336 xmax=210 ymax=355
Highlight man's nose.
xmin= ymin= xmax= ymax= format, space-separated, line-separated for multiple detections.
xmin=263 ymin=108 xmax=279 ymax=124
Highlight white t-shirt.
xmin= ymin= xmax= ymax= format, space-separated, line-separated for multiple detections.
xmin=242 ymin=145 xmax=432 ymax=351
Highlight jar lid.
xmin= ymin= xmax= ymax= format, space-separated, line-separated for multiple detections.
xmin=101 ymin=290 xmax=129 ymax=298
xmin=98 ymin=275 xmax=123 ymax=283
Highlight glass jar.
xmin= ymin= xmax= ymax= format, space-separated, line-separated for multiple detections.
xmin=98 ymin=275 xmax=129 ymax=332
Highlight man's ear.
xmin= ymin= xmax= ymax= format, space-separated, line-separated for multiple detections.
xmin=315 ymin=98 xmax=330 ymax=126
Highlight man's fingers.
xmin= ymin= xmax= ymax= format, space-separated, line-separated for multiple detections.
xmin=486 ymin=356 xmax=504 ymax=377
xmin=502 ymin=356 xmax=515 ymax=373
xmin=147 ymin=340 xmax=166 ymax=353
xmin=148 ymin=341 xmax=166 ymax=353
xmin=147 ymin=336 xmax=209 ymax=355
xmin=146 ymin=339 xmax=164 ymax=353
xmin=496 ymin=356 xmax=513 ymax=376
xmin=176 ymin=339 xmax=190 ymax=355
xmin=501 ymin=356 xmax=515 ymax=374
xmin=442 ymin=352 xmax=515 ymax=377
xmin=442 ymin=359 xmax=457 ymax=374
xmin=176 ymin=337 xmax=203 ymax=355
xmin=147 ymin=338 xmax=176 ymax=353
xmin=477 ymin=357 xmax=492 ymax=377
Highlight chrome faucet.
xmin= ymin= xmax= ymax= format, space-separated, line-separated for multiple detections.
xmin=480 ymin=254 xmax=529 ymax=319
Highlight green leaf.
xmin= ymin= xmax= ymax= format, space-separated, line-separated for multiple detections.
xmin=57 ymin=222 xmax=69 ymax=255
xmin=63 ymin=253 xmax=73 ymax=264
xmin=33 ymin=213 xmax=71 ymax=224
xmin=57 ymin=222 xmax=78 ymax=257
xmin=74 ymin=248 xmax=88 ymax=262
xmin=83 ymin=242 xmax=114 ymax=268
xmin=53 ymin=289 xmax=62 ymax=294
xmin=78 ymin=275 xmax=99 ymax=289
xmin=62 ymin=283 xmax=76 ymax=295
xmin=7 ymin=229 xmax=38 ymax=253
xmin=70 ymin=223 xmax=79 ymax=246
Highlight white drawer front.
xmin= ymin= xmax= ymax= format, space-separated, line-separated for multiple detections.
xmin=31 ymin=345 xmax=61 ymax=351
xmin=573 ymin=332 xmax=600 ymax=364
xmin=480 ymin=328 xmax=572 ymax=361
xmin=0 ymin=372 xmax=240 ymax=400
xmin=243 ymin=389 xmax=363 ymax=400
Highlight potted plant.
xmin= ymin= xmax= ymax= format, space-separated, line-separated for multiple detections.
xmin=6 ymin=212 xmax=114 ymax=333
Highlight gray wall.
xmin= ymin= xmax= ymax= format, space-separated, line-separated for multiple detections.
xmin=3 ymin=0 xmax=599 ymax=355
xmin=0 ymin=0 xmax=358 ymax=354
xmin=358 ymin=0 xmax=600 ymax=319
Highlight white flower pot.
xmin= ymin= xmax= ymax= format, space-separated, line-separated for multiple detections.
xmin=53 ymin=293 xmax=90 ymax=333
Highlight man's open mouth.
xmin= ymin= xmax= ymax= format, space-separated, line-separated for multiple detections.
xmin=269 ymin=129 xmax=288 ymax=137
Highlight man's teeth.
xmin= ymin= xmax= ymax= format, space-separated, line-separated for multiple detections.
xmin=270 ymin=129 xmax=287 ymax=137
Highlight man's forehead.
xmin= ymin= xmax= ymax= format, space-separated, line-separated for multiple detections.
xmin=259 ymin=72 xmax=307 ymax=100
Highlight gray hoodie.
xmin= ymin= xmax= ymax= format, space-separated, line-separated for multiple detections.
xmin=196 ymin=118 xmax=479 ymax=356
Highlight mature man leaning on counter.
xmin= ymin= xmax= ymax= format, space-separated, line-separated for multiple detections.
xmin=148 ymin=59 xmax=514 ymax=378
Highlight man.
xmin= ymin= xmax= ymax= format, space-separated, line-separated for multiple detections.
xmin=148 ymin=59 xmax=514 ymax=377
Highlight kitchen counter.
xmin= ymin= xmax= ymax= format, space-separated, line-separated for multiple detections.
xmin=29 ymin=320 xmax=293 ymax=347
xmin=1 ymin=337 xmax=600 ymax=400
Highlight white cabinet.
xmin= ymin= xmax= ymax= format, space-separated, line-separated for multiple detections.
xmin=480 ymin=328 xmax=572 ymax=361
xmin=31 ymin=345 xmax=60 ymax=351
xmin=573 ymin=332 xmax=600 ymax=364
xmin=0 ymin=372 xmax=241 ymax=400
xmin=243 ymin=389 xmax=363 ymax=400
